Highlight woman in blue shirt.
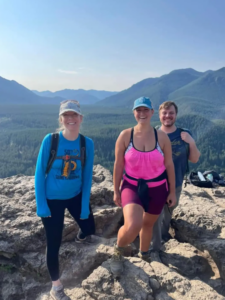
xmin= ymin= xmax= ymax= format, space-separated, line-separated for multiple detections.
xmin=35 ymin=100 xmax=95 ymax=300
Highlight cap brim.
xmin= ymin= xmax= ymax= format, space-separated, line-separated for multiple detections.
xmin=59 ymin=109 xmax=83 ymax=116
xmin=132 ymin=104 xmax=153 ymax=110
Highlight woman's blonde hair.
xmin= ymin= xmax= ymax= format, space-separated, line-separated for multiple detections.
xmin=56 ymin=115 xmax=64 ymax=132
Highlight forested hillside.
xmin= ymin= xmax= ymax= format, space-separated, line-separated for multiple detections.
xmin=98 ymin=68 xmax=225 ymax=109
xmin=0 ymin=105 xmax=224 ymax=178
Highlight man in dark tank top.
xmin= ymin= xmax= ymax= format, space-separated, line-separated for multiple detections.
xmin=152 ymin=101 xmax=200 ymax=250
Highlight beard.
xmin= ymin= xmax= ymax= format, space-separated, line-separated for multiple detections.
xmin=162 ymin=119 xmax=176 ymax=127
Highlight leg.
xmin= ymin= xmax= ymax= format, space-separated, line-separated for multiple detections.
xmin=143 ymin=182 xmax=169 ymax=253
xmin=67 ymin=193 xmax=95 ymax=238
xmin=42 ymin=200 xmax=65 ymax=283
xmin=151 ymin=211 xmax=164 ymax=250
xmin=139 ymin=213 xmax=160 ymax=252
xmin=110 ymin=181 xmax=144 ymax=276
xmin=117 ymin=180 xmax=144 ymax=247
xmin=161 ymin=186 xmax=182 ymax=238
xmin=117 ymin=203 xmax=144 ymax=247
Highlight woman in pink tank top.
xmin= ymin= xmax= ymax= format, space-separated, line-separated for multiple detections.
xmin=110 ymin=97 xmax=176 ymax=276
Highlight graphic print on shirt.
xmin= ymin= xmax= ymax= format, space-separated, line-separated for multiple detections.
xmin=56 ymin=148 xmax=81 ymax=180
xmin=171 ymin=139 xmax=182 ymax=157
xmin=171 ymin=138 xmax=187 ymax=161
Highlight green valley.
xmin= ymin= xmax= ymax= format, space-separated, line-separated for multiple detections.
xmin=0 ymin=104 xmax=224 ymax=178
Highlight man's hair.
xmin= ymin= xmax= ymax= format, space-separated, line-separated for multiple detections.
xmin=159 ymin=101 xmax=178 ymax=114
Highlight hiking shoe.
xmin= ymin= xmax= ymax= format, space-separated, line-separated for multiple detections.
xmin=75 ymin=234 xmax=93 ymax=244
xmin=110 ymin=244 xmax=124 ymax=276
xmin=138 ymin=251 xmax=151 ymax=263
xmin=50 ymin=287 xmax=71 ymax=300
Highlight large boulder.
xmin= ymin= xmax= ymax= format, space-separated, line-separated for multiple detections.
xmin=82 ymin=257 xmax=155 ymax=300
xmin=151 ymin=261 xmax=224 ymax=300
xmin=159 ymin=239 xmax=211 ymax=278
xmin=0 ymin=165 xmax=121 ymax=256
xmin=171 ymin=185 xmax=225 ymax=280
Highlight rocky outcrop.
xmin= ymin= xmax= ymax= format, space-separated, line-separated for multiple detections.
xmin=171 ymin=185 xmax=225 ymax=283
xmin=1 ymin=165 xmax=225 ymax=300
xmin=82 ymin=257 xmax=155 ymax=300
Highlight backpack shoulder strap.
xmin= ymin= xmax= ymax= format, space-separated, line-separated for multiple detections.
xmin=46 ymin=133 xmax=59 ymax=174
xmin=79 ymin=134 xmax=86 ymax=168
xmin=178 ymin=127 xmax=190 ymax=174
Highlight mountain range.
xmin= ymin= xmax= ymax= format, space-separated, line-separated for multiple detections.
xmin=0 ymin=76 xmax=117 ymax=105
xmin=97 ymin=67 xmax=225 ymax=117
xmin=32 ymin=89 xmax=118 ymax=104
xmin=0 ymin=67 xmax=225 ymax=115
xmin=0 ymin=76 xmax=62 ymax=105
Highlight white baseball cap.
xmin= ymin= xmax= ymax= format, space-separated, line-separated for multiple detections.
xmin=59 ymin=100 xmax=83 ymax=116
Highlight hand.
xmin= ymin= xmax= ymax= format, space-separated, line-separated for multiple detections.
xmin=166 ymin=192 xmax=176 ymax=208
xmin=181 ymin=131 xmax=194 ymax=145
xmin=113 ymin=191 xmax=122 ymax=207
xmin=80 ymin=214 xmax=89 ymax=220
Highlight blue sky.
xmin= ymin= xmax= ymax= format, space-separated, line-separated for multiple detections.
xmin=0 ymin=0 xmax=224 ymax=92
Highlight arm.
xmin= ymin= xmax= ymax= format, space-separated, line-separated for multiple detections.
xmin=189 ymin=141 xmax=201 ymax=163
xmin=160 ymin=131 xmax=176 ymax=207
xmin=113 ymin=131 xmax=127 ymax=206
xmin=181 ymin=132 xmax=200 ymax=163
xmin=162 ymin=133 xmax=176 ymax=195
xmin=35 ymin=134 xmax=52 ymax=217
xmin=80 ymin=137 xmax=94 ymax=219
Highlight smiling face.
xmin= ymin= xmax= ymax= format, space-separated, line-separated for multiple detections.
xmin=60 ymin=111 xmax=83 ymax=132
xmin=133 ymin=106 xmax=154 ymax=124
xmin=159 ymin=104 xmax=177 ymax=127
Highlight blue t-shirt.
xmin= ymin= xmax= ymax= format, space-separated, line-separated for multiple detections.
xmin=35 ymin=132 xmax=94 ymax=219
xmin=167 ymin=128 xmax=191 ymax=188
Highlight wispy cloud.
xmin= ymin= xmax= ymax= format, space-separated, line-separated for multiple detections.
xmin=78 ymin=67 xmax=93 ymax=71
xmin=58 ymin=69 xmax=78 ymax=74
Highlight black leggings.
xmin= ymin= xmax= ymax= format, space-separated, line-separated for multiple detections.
xmin=42 ymin=193 xmax=95 ymax=281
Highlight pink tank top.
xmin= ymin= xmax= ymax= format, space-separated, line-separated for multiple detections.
xmin=123 ymin=128 xmax=167 ymax=188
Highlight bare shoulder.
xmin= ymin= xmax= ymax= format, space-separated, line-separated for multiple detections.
xmin=156 ymin=129 xmax=170 ymax=149
xmin=119 ymin=128 xmax=132 ymax=139
xmin=117 ymin=128 xmax=132 ymax=147
xmin=157 ymin=129 xmax=168 ymax=140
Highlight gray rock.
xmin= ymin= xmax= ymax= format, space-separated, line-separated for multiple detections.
xmin=1 ymin=167 xmax=225 ymax=300
xmin=82 ymin=257 xmax=154 ymax=300
xmin=172 ymin=185 xmax=225 ymax=280
xmin=151 ymin=261 xmax=224 ymax=299
xmin=0 ymin=165 xmax=123 ymax=299
xmin=160 ymin=239 xmax=209 ymax=277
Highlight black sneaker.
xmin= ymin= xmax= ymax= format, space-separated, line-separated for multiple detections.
xmin=75 ymin=229 xmax=94 ymax=245
xmin=75 ymin=234 xmax=93 ymax=244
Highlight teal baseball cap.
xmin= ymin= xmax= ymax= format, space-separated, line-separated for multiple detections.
xmin=132 ymin=97 xmax=153 ymax=110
